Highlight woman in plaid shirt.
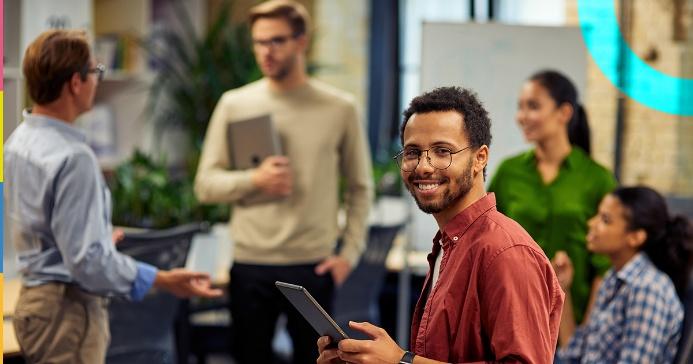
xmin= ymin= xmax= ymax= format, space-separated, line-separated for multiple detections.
xmin=554 ymin=186 xmax=692 ymax=363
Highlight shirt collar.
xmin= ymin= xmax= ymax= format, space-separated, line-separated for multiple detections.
xmin=23 ymin=109 xmax=87 ymax=143
xmin=522 ymin=147 xmax=584 ymax=171
xmin=615 ymin=252 xmax=650 ymax=284
xmin=433 ymin=193 xmax=497 ymax=249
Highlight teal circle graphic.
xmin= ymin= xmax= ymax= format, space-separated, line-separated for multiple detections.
xmin=578 ymin=0 xmax=693 ymax=116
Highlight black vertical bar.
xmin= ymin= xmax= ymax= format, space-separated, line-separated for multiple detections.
xmin=469 ymin=0 xmax=476 ymax=20
xmin=614 ymin=0 xmax=631 ymax=182
xmin=488 ymin=0 xmax=495 ymax=20
xmin=368 ymin=0 xmax=400 ymax=161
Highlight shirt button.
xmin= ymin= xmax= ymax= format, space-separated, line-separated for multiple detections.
xmin=452 ymin=236 xmax=458 ymax=241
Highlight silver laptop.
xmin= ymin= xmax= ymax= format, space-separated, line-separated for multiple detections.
xmin=227 ymin=114 xmax=283 ymax=205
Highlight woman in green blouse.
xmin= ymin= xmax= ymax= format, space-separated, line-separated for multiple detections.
xmin=488 ymin=70 xmax=617 ymax=325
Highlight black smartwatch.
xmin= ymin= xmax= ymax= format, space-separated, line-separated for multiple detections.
xmin=399 ymin=350 xmax=416 ymax=364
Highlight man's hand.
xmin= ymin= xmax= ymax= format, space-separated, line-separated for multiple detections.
xmin=251 ymin=156 xmax=292 ymax=197
xmin=315 ymin=256 xmax=352 ymax=286
xmin=552 ymin=251 xmax=574 ymax=293
xmin=112 ymin=228 xmax=125 ymax=245
xmin=154 ymin=269 xmax=223 ymax=298
xmin=336 ymin=321 xmax=405 ymax=364
xmin=317 ymin=336 xmax=346 ymax=364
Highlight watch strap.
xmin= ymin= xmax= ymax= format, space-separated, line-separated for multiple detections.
xmin=399 ymin=350 xmax=416 ymax=364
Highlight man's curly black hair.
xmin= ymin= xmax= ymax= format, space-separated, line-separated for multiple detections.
xmin=400 ymin=86 xmax=492 ymax=177
xmin=401 ymin=86 xmax=491 ymax=149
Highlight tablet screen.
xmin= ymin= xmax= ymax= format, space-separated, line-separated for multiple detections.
xmin=275 ymin=281 xmax=349 ymax=344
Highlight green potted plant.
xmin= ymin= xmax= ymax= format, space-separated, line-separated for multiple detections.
xmin=109 ymin=150 xmax=229 ymax=229
xmin=109 ymin=0 xmax=260 ymax=228
xmin=145 ymin=0 xmax=261 ymax=154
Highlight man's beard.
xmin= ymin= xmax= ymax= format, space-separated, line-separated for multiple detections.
xmin=406 ymin=158 xmax=474 ymax=214
xmin=267 ymin=55 xmax=296 ymax=81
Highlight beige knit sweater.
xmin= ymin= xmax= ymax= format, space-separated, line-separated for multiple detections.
xmin=195 ymin=78 xmax=373 ymax=266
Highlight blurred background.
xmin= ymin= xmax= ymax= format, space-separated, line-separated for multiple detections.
xmin=3 ymin=0 xmax=692 ymax=363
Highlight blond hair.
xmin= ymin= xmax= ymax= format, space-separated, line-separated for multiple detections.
xmin=248 ymin=0 xmax=311 ymax=37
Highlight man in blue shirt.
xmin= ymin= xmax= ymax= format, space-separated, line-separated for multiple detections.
xmin=4 ymin=29 xmax=222 ymax=363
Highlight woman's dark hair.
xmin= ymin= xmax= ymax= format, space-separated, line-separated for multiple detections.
xmin=612 ymin=186 xmax=693 ymax=298
xmin=529 ymin=70 xmax=591 ymax=156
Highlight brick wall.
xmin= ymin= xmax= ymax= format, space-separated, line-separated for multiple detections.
xmin=566 ymin=0 xmax=693 ymax=196
xmin=311 ymin=0 xmax=370 ymax=118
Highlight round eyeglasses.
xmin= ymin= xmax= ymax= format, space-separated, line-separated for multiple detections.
xmin=393 ymin=146 xmax=471 ymax=172
xmin=81 ymin=63 xmax=105 ymax=82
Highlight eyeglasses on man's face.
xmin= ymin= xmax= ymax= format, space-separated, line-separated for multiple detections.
xmin=82 ymin=63 xmax=105 ymax=82
xmin=393 ymin=146 xmax=471 ymax=172
xmin=252 ymin=34 xmax=297 ymax=50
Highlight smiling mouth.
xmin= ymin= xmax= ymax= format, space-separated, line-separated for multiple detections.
xmin=417 ymin=183 xmax=440 ymax=191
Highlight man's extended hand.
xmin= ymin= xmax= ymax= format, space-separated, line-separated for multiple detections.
xmin=154 ymin=269 xmax=223 ymax=298
xmin=112 ymin=228 xmax=125 ymax=245
xmin=315 ymin=255 xmax=352 ymax=286
xmin=251 ymin=156 xmax=292 ymax=197
xmin=335 ymin=321 xmax=405 ymax=364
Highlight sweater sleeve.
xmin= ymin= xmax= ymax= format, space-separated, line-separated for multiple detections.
xmin=194 ymin=93 xmax=257 ymax=204
xmin=337 ymin=103 xmax=374 ymax=267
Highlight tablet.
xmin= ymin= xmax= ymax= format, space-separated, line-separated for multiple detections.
xmin=275 ymin=281 xmax=349 ymax=345
xmin=226 ymin=114 xmax=284 ymax=205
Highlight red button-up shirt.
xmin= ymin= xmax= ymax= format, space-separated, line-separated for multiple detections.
xmin=410 ymin=193 xmax=564 ymax=363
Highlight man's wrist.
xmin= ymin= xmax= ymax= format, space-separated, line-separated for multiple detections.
xmin=399 ymin=350 xmax=416 ymax=364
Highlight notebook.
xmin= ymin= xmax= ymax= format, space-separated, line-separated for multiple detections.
xmin=226 ymin=114 xmax=283 ymax=205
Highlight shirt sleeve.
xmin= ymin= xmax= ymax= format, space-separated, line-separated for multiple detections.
xmin=50 ymin=151 xmax=141 ymax=298
xmin=194 ymin=93 xmax=257 ymax=203
xmin=476 ymin=245 xmax=564 ymax=364
xmin=617 ymin=284 xmax=683 ymax=363
xmin=337 ymin=103 xmax=374 ymax=267
xmin=130 ymin=262 xmax=158 ymax=301
xmin=557 ymin=325 xmax=588 ymax=363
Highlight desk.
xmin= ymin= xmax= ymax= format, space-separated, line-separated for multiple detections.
xmin=4 ymin=278 xmax=22 ymax=357
xmin=385 ymin=233 xmax=430 ymax=275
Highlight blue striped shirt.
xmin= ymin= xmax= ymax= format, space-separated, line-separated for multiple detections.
xmin=4 ymin=111 xmax=157 ymax=300
xmin=558 ymin=253 xmax=683 ymax=363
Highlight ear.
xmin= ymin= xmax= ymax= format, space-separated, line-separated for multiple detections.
xmin=295 ymin=33 xmax=309 ymax=53
xmin=626 ymin=228 xmax=647 ymax=249
xmin=558 ymin=103 xmax=573 ymax=125
xmin=67 ymin=72 xmax=83 ymax=96
xmin=472 ymin=145 xmax=489 ymax=175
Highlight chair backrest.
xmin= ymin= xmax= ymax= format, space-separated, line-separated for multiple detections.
xmin=106 ymin=222 xmax=208 ymax=364
xmin=675 ymin=269 xmax=693 ymax=364
xmin=333 ymin=224 xmax=402 ymax=339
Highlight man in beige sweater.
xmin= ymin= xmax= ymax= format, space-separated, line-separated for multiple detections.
xmin=194 ymin=1 xmax=373 ymax=363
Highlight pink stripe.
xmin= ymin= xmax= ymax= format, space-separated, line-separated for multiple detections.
xmin=0 ymin=0 xmax=4 ymax=90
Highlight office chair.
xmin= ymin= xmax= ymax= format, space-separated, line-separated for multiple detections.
xmin=333 ymin=224 xmax=403 ymax=339
xmin=106 ymin=222 xmax=209 ymax=364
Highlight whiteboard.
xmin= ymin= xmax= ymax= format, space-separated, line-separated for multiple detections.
xmin=408 ymin=22 xmax=587 ymax=251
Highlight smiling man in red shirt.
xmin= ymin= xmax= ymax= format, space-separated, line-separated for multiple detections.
xmin=317 ymin=86 xmax=564 ymax=364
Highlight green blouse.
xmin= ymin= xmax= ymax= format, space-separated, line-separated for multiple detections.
xmin=488 ymin=147 xmax=617 ymax=323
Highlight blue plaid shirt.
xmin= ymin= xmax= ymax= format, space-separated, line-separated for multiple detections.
xmin=558 ymin=253 xmax=683 ymax=364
